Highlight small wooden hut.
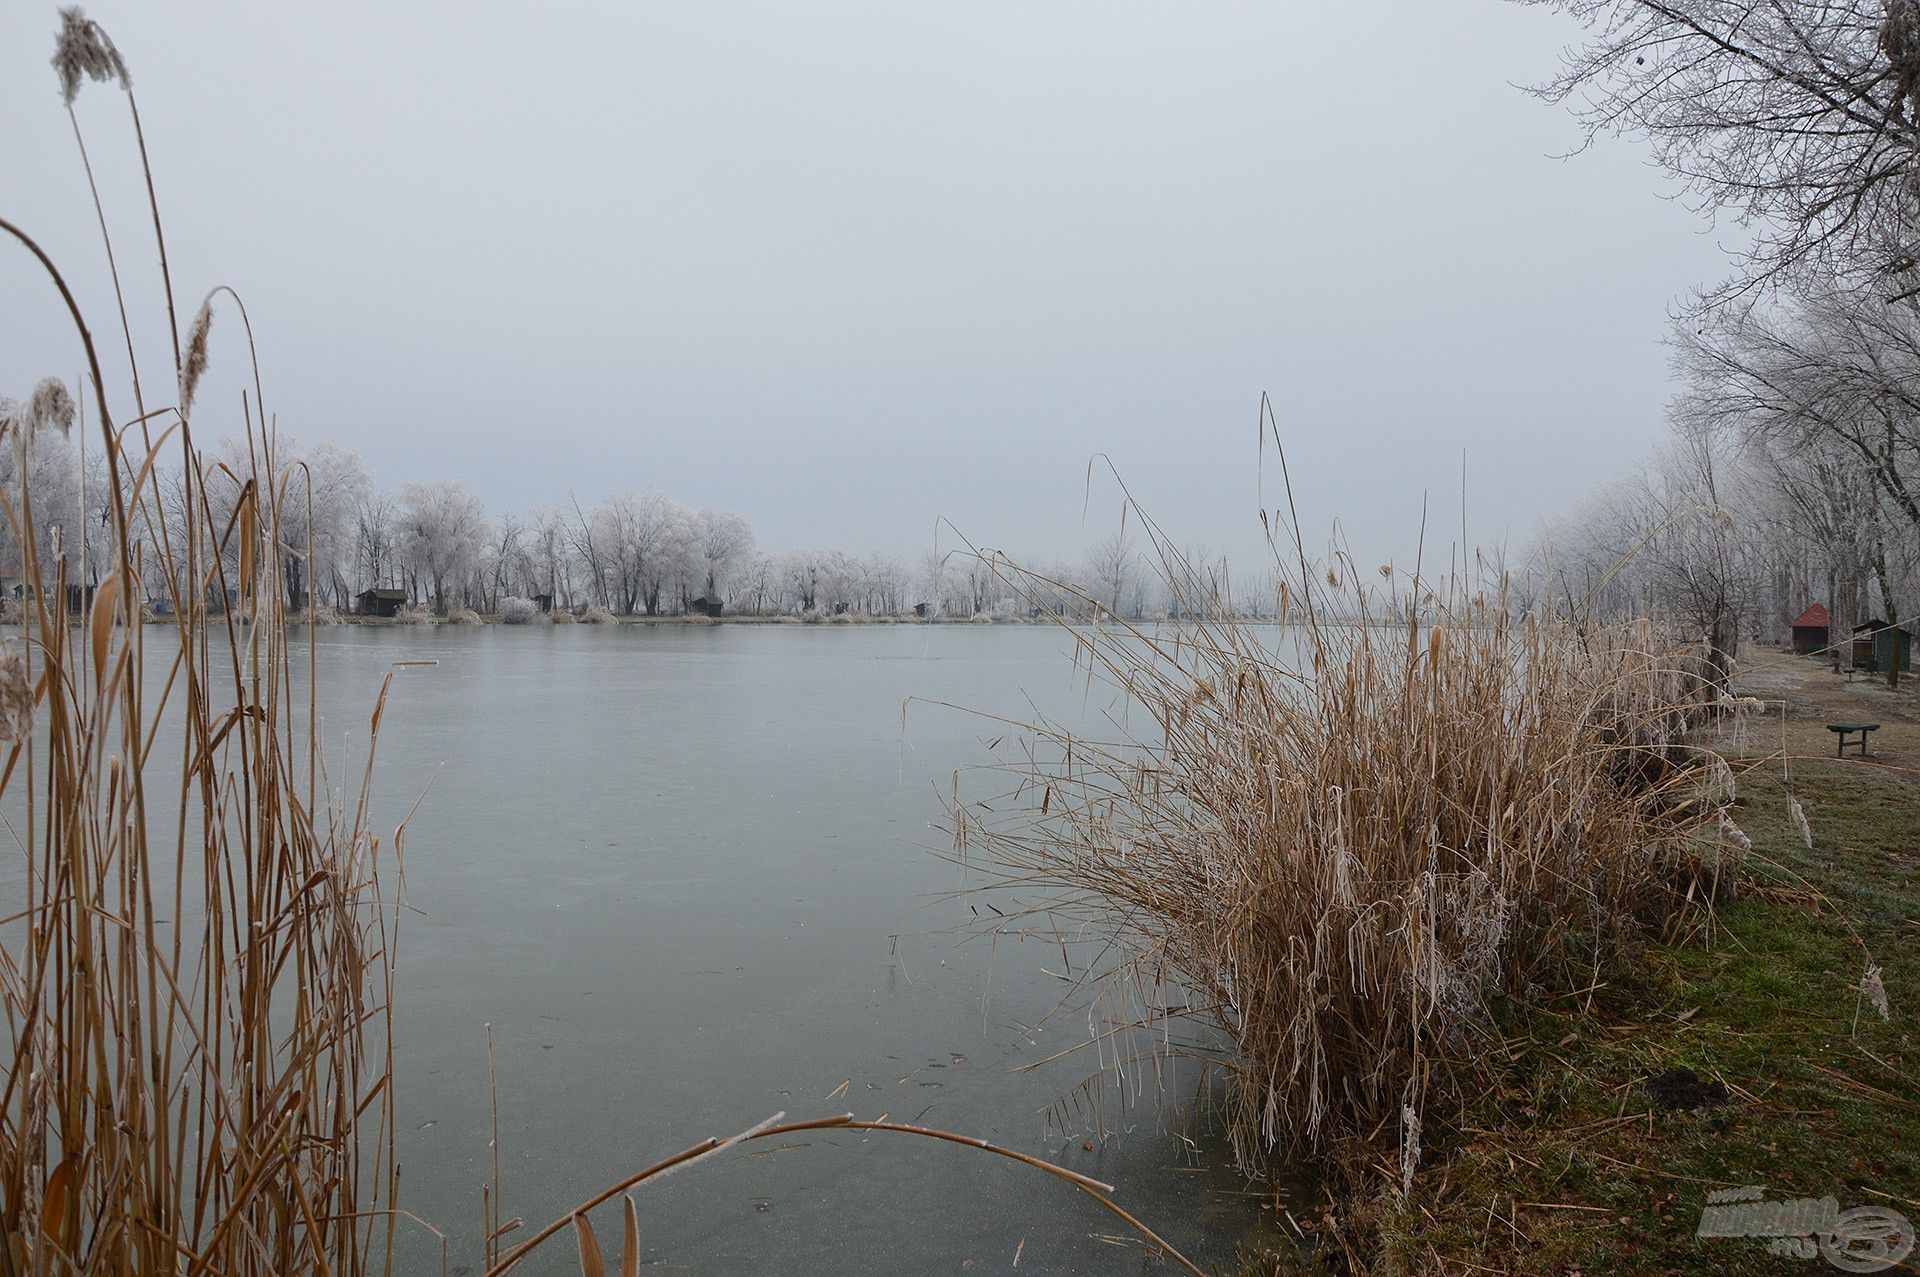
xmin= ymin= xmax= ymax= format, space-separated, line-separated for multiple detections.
xmin=356 ymin=588 xmax=407 ymax=618
xmin=1789 ymin=602 xmax=1829 ymax=655
xmin=689 ymin=595 xmax=724 ymax=619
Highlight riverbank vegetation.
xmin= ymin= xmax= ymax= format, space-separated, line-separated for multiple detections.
xmin=948 ymin=502 xmax=1912 ymax=1273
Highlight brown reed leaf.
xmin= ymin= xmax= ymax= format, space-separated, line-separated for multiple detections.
xmin=88 ymin=567 xmax=119 ymax=684
xmin=238 ymin=483 xmax=256 ymax=604
xmin=572 ymin=1214 xmax=607 ymax=1277
xmin=39 ymin=1155 xmax=79 ymax=1255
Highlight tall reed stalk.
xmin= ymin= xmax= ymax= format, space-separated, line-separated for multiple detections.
xmin=0 ymin=11 xmax=403 ymax=1273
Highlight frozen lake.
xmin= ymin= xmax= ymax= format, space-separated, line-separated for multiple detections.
xmin=294 ymin=622 xmax=1271 ymax=1274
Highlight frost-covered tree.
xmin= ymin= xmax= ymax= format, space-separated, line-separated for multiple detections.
xmin=1677 ymin=289 xmax=1920 ymax=541
xmin=1085 ymin=532 xmax=1138 ymax=617
xmin=528 ymin=508 xmax=575 ymax=607
xmin=0 ymin=421 xmax=104 ymax=585
xmin=396 ymin=479 xmax=487 ymax=614
xmin=355 ymin=489 xmax=400 ymax=594
xmin=693 ymin=508 xmax=754 ymax=600
xmin=859 ymin=552 xmax=906 ymax=613
xmin=585 ymin=489 xmax=696 ymax=614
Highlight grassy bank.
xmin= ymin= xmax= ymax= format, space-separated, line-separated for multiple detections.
xmin=1297 ymin=661 xmax=1917 ymax=1275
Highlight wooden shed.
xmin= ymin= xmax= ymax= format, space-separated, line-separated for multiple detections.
xmin=689 ymin=595 xmax=724 ymax=619
xmin=1789 ymin=602 xmax=1829 ymax=655
xmin=356 ymin=588 xmax=407 ymax=618
xmin=1851 ymin=619 xmax=1913 ymax=674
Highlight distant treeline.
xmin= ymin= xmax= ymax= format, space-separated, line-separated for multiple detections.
xmin=0 ymin=432 xmax=1255 ymax=621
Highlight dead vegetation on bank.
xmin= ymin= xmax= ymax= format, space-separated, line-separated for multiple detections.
xmin=943 ymin=449 xmax=1744 ymax=1189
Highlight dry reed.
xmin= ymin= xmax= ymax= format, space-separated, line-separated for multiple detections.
xmin=942 ymin=462 xmax=1737 ymax=1177
xmin=1 ymin=13 xmax=404 ymax=1273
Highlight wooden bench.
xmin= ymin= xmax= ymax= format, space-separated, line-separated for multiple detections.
xmin=1829 ymin=723 xmax=1879 ymax=757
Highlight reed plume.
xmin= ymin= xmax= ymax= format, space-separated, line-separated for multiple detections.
xmin=51 ymin=6 xmax=128 ymax=105
xmin=179 ymin=297 xmax=214 ymax=416
xmin=25 ymin=378 xmax=75 ymax=439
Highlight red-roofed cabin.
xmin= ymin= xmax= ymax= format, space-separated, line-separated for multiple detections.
xmin=1790 ymin=603 xmax=1830 ymax=655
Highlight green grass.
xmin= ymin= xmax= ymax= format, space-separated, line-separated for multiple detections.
xmin=1260 ymin=760 xmax=1920 ymax=1275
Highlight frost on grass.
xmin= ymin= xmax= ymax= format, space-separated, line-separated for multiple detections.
xmin=1862 ymin=964 xmax=1892 ymax=1021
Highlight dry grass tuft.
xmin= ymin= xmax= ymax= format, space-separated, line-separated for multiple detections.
xmin=944 ymin=489 xmax=1736 ymax=1177
xmin=578 ymin=602 xmax=615 ymax=624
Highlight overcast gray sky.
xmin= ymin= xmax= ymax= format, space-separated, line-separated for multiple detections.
xmin=0 ymin=1 xmax=1735 ymax=571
